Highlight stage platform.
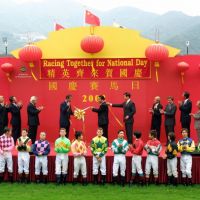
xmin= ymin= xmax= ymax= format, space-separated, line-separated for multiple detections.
xmin=7 ymin=145 xmax=200 ymax=184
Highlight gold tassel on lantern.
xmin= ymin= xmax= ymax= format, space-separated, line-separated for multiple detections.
xmin=29 ymin=62 xmax=38 ymax=81
xmin=154 ymin=61 xmax=160 ymax=82
xmin=6 ymin=73 xmax=12 ymax=82
xmin=181 ymin=72 xmax=185 ymax=84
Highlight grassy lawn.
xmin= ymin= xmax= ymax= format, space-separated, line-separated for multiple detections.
xmin=0 ymin=183 xmax=200 ymax=200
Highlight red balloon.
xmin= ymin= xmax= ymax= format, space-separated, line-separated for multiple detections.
xmin=1 ymin=62 xmax=14 ymax=73
xmin=81 ymin=35 xmax=104 ymax=53
xmin=145 ymin=43 xmax=169 ymax=61
xmin=177 ymin=61 xmax=189 ymax=72
xmin=19 ymin=44 xmax=42 ymax=62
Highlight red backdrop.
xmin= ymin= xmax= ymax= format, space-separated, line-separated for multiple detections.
xmin=0 ymin=55 xmax=200 ymax=144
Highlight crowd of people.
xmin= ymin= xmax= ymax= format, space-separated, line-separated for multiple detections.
xmin=1 ymin=91 xmax=200 ymax=145
xmin=0 ymin=91 xmax=200 ymax=186
xmin=0 ymin=126 xmax=198 ymax=186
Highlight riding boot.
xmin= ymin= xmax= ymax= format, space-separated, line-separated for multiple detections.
xmin=93 ymin=175 xmax=98 ymax=185
xmin=62 ymin=174 xmax=67 ymax=185
xmin=166 ymin=176 xmax=172 ymax=186
xmin=182 ymin=177 xmax=187 ymax=186
xmin=101 ymin=175 xmax=106 ymax=185
xmin=35 ymin=175 xmax=40 ymax=184
xmin=18 ymin=173 xmax=23 ymax=183
xmin=24 ymin=174 xmax=29 ymax=184
xmin=154 ymin=177 xmax=159 ymax=185
xmin=73 ymin=177 xmax=78 ymax=185
xmin=187 ymin=178 xmax=193 ymax=186
xmin=0 ymin=173 xmax=4 ymax=183
xmin=56 ymin=175 xmax=61 ymax=185
xmin=138 ymin=175 xmax=144 ymax=186
xmin=82 ymin=177 xmax=88 ymax=186
xmin=173 ymin=177 xmax=178 ymax=186
xmin=8 ymin=173 xmax=13 ymax=183
xmin=129 ymin=174 xmax=136 ymax=186
xmin=43 ymin=175 xmax=48 ymax=184
xmin=121 ymin=176 xmax=126 ymax=187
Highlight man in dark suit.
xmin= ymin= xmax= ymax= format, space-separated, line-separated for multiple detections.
xmin=149 ymin=96 xmax=163 ymax=140
xmin=59 ymin=94 xmax=73 ymax=138
xmin=179 ymin=91 xmax=192 ymax=137
xmin=27 ymin=96 xmax=44 ymax=144
xmin=0 ymin=95 xmax=9 ymax=135
xmin=110 ymin=92 xmax=136 ymax=144
xmin=91 ymin=95 xmax=109 ymax=140
xmin=9 ymin=96 xmax=23 ymax=143
xmin=160 ymin=96 xmax=177 ymax=143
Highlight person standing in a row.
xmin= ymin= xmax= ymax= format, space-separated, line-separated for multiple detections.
xmin=160 ymin=96 xmax=177 ymax=144
xmin=149 ymin=96 xmax=163 ymax=140
xmin=0 ymin=96 xmax=9 ymax=136
xmin=91 ymin=95 xmax=109 ymax=140
xmin=9 ymin=96 xmax=23 ymax=143
xmin=109 ymin=92 xmax=136 ymax=144
xmin=190 ymin=100 xmax=200 ymax=143
xmin=60 ymin=95 xmax=73 ymax=138
xmin=27 ymin=96 xmax=44 ymax=144
xmin=179 ymin=91 xmax=192 ymax=137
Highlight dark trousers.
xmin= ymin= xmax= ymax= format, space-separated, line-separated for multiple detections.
xmin=99 ymin=124 xmax=108 ymax=140
xmin=60 ymin=125 xmax=70 ymax=138
xmin=12 ymin=125 xmax=21 ymax=144
xmin=181 ymin=121 xmax=191 ymax=137
xmin=151 ymin=122 xmax=161 ymax=140
xmin=165 ymin=125 xmax=174 ymax=143
xmin=0 ymin=125 xmax=4 ymax=136
xmin=125 ymin=122 xmax=133 ymax=144
xmin=0 ymin=124 xmax=8 ymax=136
xmin=28 ymin=125 xmax=38 ymax=144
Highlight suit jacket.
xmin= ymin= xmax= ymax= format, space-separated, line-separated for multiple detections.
xmin=179 ymin=99 xmax=192 ymax=124
xmin=164 ymin=103 xmax=177 ymax=126
xmin=151 ymin=103 xmax=163 ymax=126
xmin=9 ymin=103 xmax=22 ymax=126
xmin=27 ymin=103 xmax=40 ymax=126
xmin=59 ymin=101 xmax=73 ymax=127
xmin=92 ymin=102 xmax=109 ymax=126
xmin=112 ymin=100 xmax=136 ymax=124
xmin=0 ymin=104 xmax=9 ymax=127
xmin=194 ymin=111 xmax=200 ymax=130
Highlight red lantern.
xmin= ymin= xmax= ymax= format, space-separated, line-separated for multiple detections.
xmin=18 ymin=44 xmax=42 ymax=80
xmin=19 ymin=44 xmax=42 ymax=62
xmin=81 ymin=35 xmax=104 ymax=54
xmin=145 ymin=43 xmax=169 ymax=82
xmin=177 ymin=61 xmax=189 ymax=84
xmin=1 ymin=62 xmax=14 ymax=82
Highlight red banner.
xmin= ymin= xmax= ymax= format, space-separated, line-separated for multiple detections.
xmin=40 ymin=58 xmax=151 ymax=80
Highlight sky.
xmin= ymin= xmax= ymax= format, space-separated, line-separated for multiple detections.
xmin=11 ymin=0 xmax=200 ymax=16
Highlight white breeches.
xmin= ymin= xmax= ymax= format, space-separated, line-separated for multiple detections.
xmin=113 ymin=154 xmax=126 ymax=177
xmin=0 ymin=152 xmax=13 ymax=173
xmin=18 ymin=152 xmax=30 ymax=174
xmin=73 ymin=156 xmax=87 ymax=178
xmin=145 ymin=155 xmax=158 ymax=177
xmin=92 ymin=155 xmax=106 ymax=175
xmin=35 ymin=156 xmax=48 ymax=175
xmin=55 ymin=153 xmax=69 ymax=175
xmin=132 ymin=155 xmax=143 ymax=175
xmin=180 ymin=154 xmax=192 ymax=178
xmin=167 ymin=157 xmax=178 ymax=178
